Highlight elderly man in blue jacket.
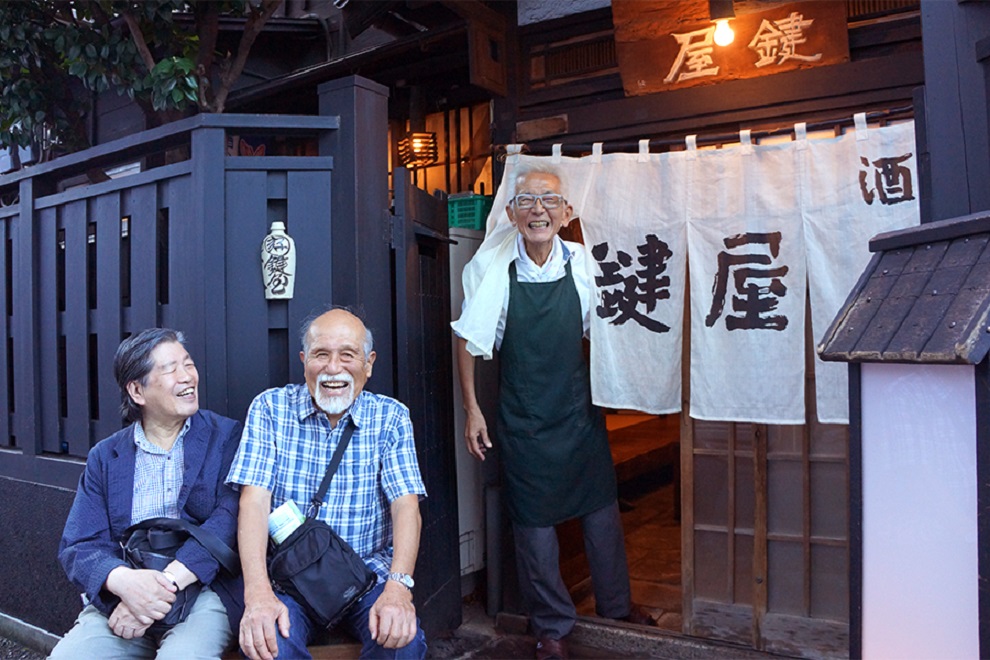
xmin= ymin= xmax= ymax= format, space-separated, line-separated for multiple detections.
xmin=51 ymin=328 xmax=243 ymax=658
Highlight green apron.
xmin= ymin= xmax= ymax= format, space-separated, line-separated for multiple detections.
xmin=497 ymin=260 xmax=617 ymax=527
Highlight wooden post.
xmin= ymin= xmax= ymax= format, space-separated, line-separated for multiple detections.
xmin=317 ymin=76 xmax=395 ymax=396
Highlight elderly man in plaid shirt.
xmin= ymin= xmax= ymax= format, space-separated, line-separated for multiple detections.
xmin=227 ymin=307 xmax=427 ymax=660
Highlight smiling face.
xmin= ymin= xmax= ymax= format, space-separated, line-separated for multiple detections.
xmin=506 ymin=171 xmax=573 ymax=263
xmin=126 ymin=340 xmax=199 ymax=428
xmin=301 ymin=309 xmax=376 ymax=426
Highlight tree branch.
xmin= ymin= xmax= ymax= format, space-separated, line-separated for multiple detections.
xmin=121 ymin=9 xmax=156 ymax=72
xmin=209 ymin=0 xmax=282 ymax=112
xmin=194 ymin=1 xmax=219 ymax=110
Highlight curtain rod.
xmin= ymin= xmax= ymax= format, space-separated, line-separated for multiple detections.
xmin=496 ymin=105 xmax=915 ymax=158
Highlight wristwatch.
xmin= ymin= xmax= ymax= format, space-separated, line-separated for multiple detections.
xmin=161 ymin=570 xmax=179 ymax=589
xmin=388 ymin=572 xmax=415 ymax=589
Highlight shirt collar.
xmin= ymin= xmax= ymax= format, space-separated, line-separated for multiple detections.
xmin=512 ymin=233 xmax=572 ymax=269
xmin=132 ymin=417 xmax=190 ymax=454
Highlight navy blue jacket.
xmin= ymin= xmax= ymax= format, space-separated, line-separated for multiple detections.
xmin=58 ymin=410 xmax=244 ymax=633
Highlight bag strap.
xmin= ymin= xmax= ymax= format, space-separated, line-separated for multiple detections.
xmin=309 ymin=420 xmax=356 ymax=518
xmin=123 ymin=517 xmax=239 ymax=575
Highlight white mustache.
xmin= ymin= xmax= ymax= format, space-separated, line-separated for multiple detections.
xmin=318 ymin=373 xmax=354 ymax=385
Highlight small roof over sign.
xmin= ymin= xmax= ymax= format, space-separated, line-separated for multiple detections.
xmin=818 ymin=211 xmax=990 ymax=365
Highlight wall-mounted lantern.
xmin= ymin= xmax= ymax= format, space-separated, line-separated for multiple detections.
xmin=398 ymin=132 xmax=438 ymax=167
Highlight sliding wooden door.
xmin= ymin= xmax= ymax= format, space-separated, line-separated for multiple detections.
xmin=682 ymin=389 xmax=850 ymax=656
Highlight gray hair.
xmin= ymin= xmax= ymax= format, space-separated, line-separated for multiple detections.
xmin=299 ymin=305 xmax=374 ymax=360
xmin=513 ymin=165 xmax=568 ymax=200
xmin=113 ymin=328 xmax=186 ymax=424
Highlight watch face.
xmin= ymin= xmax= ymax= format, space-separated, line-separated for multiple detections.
xmin=391 ymin=573 xmax=414 ymax=588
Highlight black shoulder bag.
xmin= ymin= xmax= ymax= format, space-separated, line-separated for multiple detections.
xmin=119 ymin=516 xmax=239 ymax=634
xmin=267 ymin=421 xmax=378 ymax=629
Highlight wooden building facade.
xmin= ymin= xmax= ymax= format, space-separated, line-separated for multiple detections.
xmin=3 ymin=1 xmax=990 ymax=658
xmin=482 ymin=0 xmax=988 ymax=657
xmin=490 ymin=2 xmax=920 ymax=657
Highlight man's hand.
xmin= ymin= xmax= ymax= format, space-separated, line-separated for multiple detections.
xmin=107 ymin=602 xmax=152 ymax=639
xmin=456 ymin=337 xmax=491 ymax=461
xmin=238 ymin=486 xmax=289 ymax=660
xmin=464 ymin=408 xmax=492 ymax=461
xmin=368 ymin=580 xmax=418 ymax=649
xmin=239 ymin=590 xmax=290 ymax=660
xmin=104 ymin=566 xmax=176 ymax=625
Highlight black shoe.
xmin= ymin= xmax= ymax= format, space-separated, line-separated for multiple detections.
xmin=620 ymin=604 xmax=659 ymax=627
xmin=536 ymin=635 xmax=569 ymax=660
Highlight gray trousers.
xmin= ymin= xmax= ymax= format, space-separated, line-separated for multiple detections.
xmin=512 ymin=500 xmax=632 ymax=640
xmin=49 ymin=587 xmax=232 ymax=659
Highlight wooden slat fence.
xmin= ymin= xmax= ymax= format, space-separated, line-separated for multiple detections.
xmin=0 ymin=114 xmax=341 ymax=489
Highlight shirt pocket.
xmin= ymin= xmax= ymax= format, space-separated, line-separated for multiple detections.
xmin=336 ymin=453 xmax=379 ymax=482
xmin=324 ymin=457 xmax=376 ymax=527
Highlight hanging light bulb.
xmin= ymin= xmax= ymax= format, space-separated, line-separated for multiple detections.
xmin=713 ymin=18 xmax=735 ymax=47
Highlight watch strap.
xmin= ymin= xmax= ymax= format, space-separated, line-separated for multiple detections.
xmin=387 ymin=572 xmax=414 ymax=588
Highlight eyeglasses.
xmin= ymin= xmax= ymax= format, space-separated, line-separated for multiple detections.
xmin=511 ymin=193 xmax=565 ymax=210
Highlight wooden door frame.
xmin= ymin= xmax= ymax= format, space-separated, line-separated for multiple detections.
xmin=681 ymin=305 xmax=850 ymax=655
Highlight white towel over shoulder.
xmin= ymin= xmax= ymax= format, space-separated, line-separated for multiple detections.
xmin=450 ymin=223 xmax=516 ymax=360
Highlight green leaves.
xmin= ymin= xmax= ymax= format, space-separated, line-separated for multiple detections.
xmin=147 ymin=56 xmax=198 ymax=110
xmin=0 ymin=0 xmax=282 ymax=154
xmin=0 ymin=0 xmax=208 ymax=151
xmin=0 ymin=1 xmax=89 ymax=150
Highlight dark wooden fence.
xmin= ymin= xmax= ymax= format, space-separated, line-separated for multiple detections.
xmin=0 ymin=77 xmax=461 ymax=640
xmin=0 ymin=113 xmax=342 ymax=488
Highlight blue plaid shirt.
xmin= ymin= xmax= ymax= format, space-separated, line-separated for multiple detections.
xmin=131 ymin=419 xmax=190 ymax=524
xmin=226 ymin=384 xmax=426 ymax=578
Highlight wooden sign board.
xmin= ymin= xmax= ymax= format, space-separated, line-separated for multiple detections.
xmin=612 ymin=0 xmax=849 ymax=96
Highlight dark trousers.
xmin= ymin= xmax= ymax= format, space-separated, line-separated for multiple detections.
xmin=512 ymin=500 xmax=632 ymax=639
xmin=271 ymin=581 xmax=427 ymax=659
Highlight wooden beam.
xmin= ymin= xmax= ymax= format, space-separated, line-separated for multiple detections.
xmin=521 ymin=87 xmax=918 ymax=152
xmin=545 ymin=50 xmax=924 ymax=140
xmin=438 ymin=0 xmax=505 ymax=30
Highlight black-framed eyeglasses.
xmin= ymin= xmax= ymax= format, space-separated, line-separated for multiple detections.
xmin=511 ymin=193 xmax=565 ymax=210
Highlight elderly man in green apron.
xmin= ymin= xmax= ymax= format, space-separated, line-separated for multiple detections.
xmin=454 ymin=167 xmax=654 ymax=660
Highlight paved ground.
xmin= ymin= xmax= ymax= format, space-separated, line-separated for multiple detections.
xmin=2 ymin=602 xmax=786 ymax=660
xmin=0 ymin=637 xmax=44 ymax=660
xmin=427 ymin=603 xmax=783 ymax=660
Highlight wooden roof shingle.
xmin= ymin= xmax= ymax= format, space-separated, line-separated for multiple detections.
xmin=818 ymin=211 xmax=990 ymax=364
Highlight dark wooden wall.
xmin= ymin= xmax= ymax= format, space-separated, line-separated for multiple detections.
xmin=917 ymin=2 xmax=990 ymax=224
xmin=496 ymin=7 xmax=924 ymax=153
xmin=392 ymin=173 xmax=462 ymax=638
xmin=0 ymin=113 xmax=341 ymax=485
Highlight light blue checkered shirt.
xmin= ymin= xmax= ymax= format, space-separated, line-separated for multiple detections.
xmin=226 ymin=385 xmax=427 ymax=578
xmin=131 ymin=419 xmax=189 ymax=524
